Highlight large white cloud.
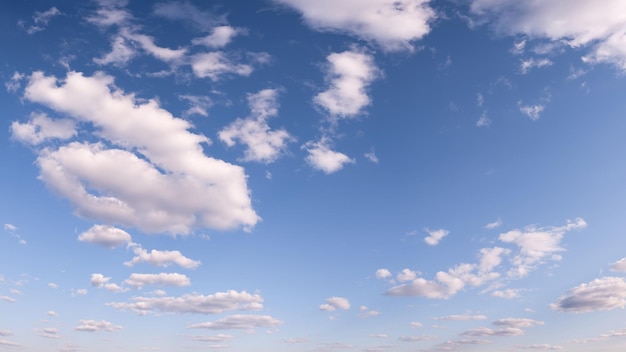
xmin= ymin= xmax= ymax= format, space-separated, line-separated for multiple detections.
xmin=469 ymin=0 xmax=626 ymax=71
xmin=550 ymin=276 xmax=626 ymax=312
xmin=107 ymin=290 xmax=263 ymax=315
xmin=22 ymin=71 xmax=259 ymax=234
xmin=314 ymin=50 xmax=379 ymax=118
xmin=219 ymin=89 xmax=294 ymax=163
xmin=77 ymin=225 xmax=131 ymax=248
xmin=273 ymin=0 xmax=435 ymax=51
xmin=188 ymin=314 xmax=283 ymax=330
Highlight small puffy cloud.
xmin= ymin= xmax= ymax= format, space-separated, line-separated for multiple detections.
xmin=87 ymin=0 xmax=131 ymax=28
xmin=303 ymin=139 xmax=354 ymax=174
xmin=193 ymin=26 xmax=243 ymax=48
xmin=188 ymin=315 xmax=283 ymax=330
xmin=319 ymin=296 xmax=351 ymax=311
xmin=107 ymin=290 xmax=263 ymax=315
xmin=518 ymin=102 xmax=544 ymax=121
xmin=385 ymin=272 xmax=465 ymax=299
xmin=48 ymin=283 xmax=58 ymax=289
xmin=492 ymin=289 xmax=521 ymax=299
xmin=434 ymin=315 xmax=487 ymax=321
xmin=493 ymin=318 xmax=544 ymax=328
xmin=90 ymin=273 xmax=111 ymax=287
xmin=397 ymin=269 xmax=417 ymax=282
xmin=191 ymin=52 xmax=254 ymax=81
xmin=47 ymin=310 xmax=59 ymax=317
xmin=94 ymin=35 xmax=136 ymax=66
xmin=219 ymin=89 xmax=294 ymax=163
xmin=11 ymin=112 xmax=76 ymax=145
xmin=5 ymin=72 xmax=24 ymax=93
xmin=358 ymin=306 xmax=381 ymax=318
xmin=314 ymin=50 xmax=379 ymax=118
xmin=126 ymin=32 xmax=187 ymax=62
xmin=123 ymin=273 xmax=191 ymax=289
xmin=462 ymin=327 xmax=524 ymax=337
xmin=550 ymin=276 xmax=626 ymax=312
xmin=398 ymin=335 xmax=437 ymax=342
xmin=479 ymin=247 xmax=510 ymax=272
xmin=424 ymin=228 xmax=449 ymax=246
xmin=73 ymin=289 xmax=88 ymax=296
xmin=410 ymin=322 xmax=423 ymax=328
xmin=78 ymin=225 xmax=131 ymax=248
xmin=0 ymin=296 xmax=16 ymax=303
xmin=124 ymin=245 xmax=200 ymax=269
xmin=520 ymin=58 xmax=553 ymax=74
xmin=273 ymin=0 xmax=435 ymax=51
xmin=485 ymin=219 xmax=502 ymax=229
xmin=36 ymin=327 xmax=60 ymax=339
xmin=74 ymin=320 xmax=122 ymax=332
xmin=24 ymin=71 xmax=259 ymax=234
xmin=610 ymin=258 xmax=626 ymax=272
xmin=189 ymin=334 xmax=233 ymax=342
xmin=375 ymin=268 xmax=392 ymax=279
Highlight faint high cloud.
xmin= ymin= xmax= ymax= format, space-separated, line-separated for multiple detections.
xmin=493 ymin=318 xmax=543 ymax=328
xmin=434 ymin=314 xmax=487 ymax=321
xmin=398 ymin=335 xmax=437 ymax=342
xmin=124 ymin=244 xmax=201 ymax=269
xmin=519 ymin=58 xmax=553 ymax=74
xmin=153 ymin=1 xmax=225 ymax=32
xmin=485 ymin=218 xmax=502 ymax=229
xmin=462 ymin=327 xmax=523 ymax=337
xmin=78 ymin=225 xmax=132 ymax=248
xmin=188 ymin=314 xmax=283 ymax=331
xmin=188 ymin=334 xmax=233 ymax=342
xmin=219 ymin=89 xmax=294 ymax=163
xmin=469 ymin=0 xmax=626 ymax=72
xmin=491 ymin=288 xmax=521 ymax=299
xmin=107 ymin=290 xmax=263 ymax=315
xmin=314 ymin=50 xmax=379 ymax=118
xmin=23 ymin=7 xmax=62 ymax=34
xmin=518 ymin=344 xmax=563 ymax=350
xmin=192 ymin=26 xmax=244 ymax=48
xmin=19 ymin=71 xmax=259 ymax=234
xmin=424 ymin=228 xmax=449 ymax=246
xmin=518 ymin=102 xmax=545 ymax=121
xmin=273 ymin=0 xmax=435 ymax=51
xmin=74 ymin=320 xmax=122 ymax=332
xmin=319 ymin=296 xmax=351 ymax=311
xmin=550 ymin=276 xmax=626 ymax=312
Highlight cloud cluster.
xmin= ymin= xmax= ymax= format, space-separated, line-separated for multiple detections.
xmin=319 ymin=296 xmax=351 ymax=311
xmin=17 ymin=71 xmax=259 ymax=234
xmin=125 ymin=244 xmax=200 ymax=269
xmin=550 ymin=276 xmax=626 ymax=312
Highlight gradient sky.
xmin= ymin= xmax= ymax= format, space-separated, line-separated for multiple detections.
xmin=2 ymin=1 xmax=626 ymax=351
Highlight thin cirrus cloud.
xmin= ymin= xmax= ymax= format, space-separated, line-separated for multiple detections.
xmin=16 ymin=70 xmax=259 ymax=234
xmin=273 ymin=0 xmax=435 ymax=51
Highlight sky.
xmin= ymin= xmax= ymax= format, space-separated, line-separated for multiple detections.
xmin=1 ymin=0 xmax=626 ymax=351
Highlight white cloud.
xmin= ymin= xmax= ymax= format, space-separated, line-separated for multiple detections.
xmin=0 ymin=330 xmax=11 ymax=336
xmin=3 ymin=224 xmax=17 ymax=231
xmin=518 ymin=102 xmax=544 ymax=121
xmin=375 ymin=268 xmax=392 ymax=279
xmin=479 ymin=247 xmax=511 ymax=272
xmin=191 ymin=52 xmax=254 ymax=81
xmin=126 ymin=32 xmax=187 ymax=62
xmin=492 ymin=289 xmax=521 ymax=299
xmin=273 ymin=0 xmax=435 ymax=51
xmin=90 ymin=273 xmax=127 ymax=292
xmin=303 ymin=139 xmax=354 ymax=174
xmin=469 ymin=0 xmax=626 ymax=72
xmin=5 ymin=72 xmax=24 ymax=93
xmin=74 ymin=320 xmax=122 ymax=332
xmin=0 ymin=296 xmax=16 ymax=303
xmin=180 ymin=95 xmax=213 ymax=117
xmin=23 ymin=71 xmax=259 ymax=234
xmin=462 ymin=327 xmax=524 ymax=336
xmin=124 ymin=244 xmax=200 ymax=269
xmin=500 ymin=218 xmax=587 ymax=278
xmin=314 ymin=50 xmax=379 ymax=118
xmin=189 ymin=334 xmax=233 ymax=342
xmin=193 ymin=26 xmax=243 ymax=48
xmin=219 ymin=89 xmax=294 ymax=163
xmin=48 ymin=283 xmax=58 ymax=289
xmin=610 ymin=258 xmax=626 ymax=272
xmin=398 ymin=335 xmax=437 ymax=342
xmin=188 ymin=315 xmax=283 ymax=330
xmin=520 ymin=58 xmax=553 ymax=74
xmin=364 ymin=149 xmax=379 ymax=163
xmin=485 ymin=218 xmax=502 ymax=229
xmin=397 ymin=269 xmax=417 ymax=282
xmin=410 ymin=322 xmax=423 ymax=328
xmin=493 ymin=318 xmax=544 ymax=328
xmin=153 ymin=1 xmax=224 ymax=32
xmin=78 ymin=225 xmax=132 ymax=248
xmin=319 ymin=296 xmax=351 ymax=311
xmin=26 ymin=7 xmax=62 ymax=34
xmin=0 ymin=340 xmax=20 ymax=347
xmin=36 ymin=327 xmax=60 ymax=339
xmin=519 ymin=344 xmax=563 ymax=350
xmin=385 ymin=273 xmax=465 ymax=299
xmin=424 ymin=228 xmax=449 ymax=246
xmin=476 ymin=111 xmax=490 ymax=127
xmin=73 ymin=289 xmax=88 ymax=296
xmin=550 ymin=276 xmax=626 ymax=312
xmin=107 ymin=290 xmax=263 ymax=315
xmin=434 ymin=315 xmax=487 ymax=321
xmin=358 ymin=306 xmax=381 ymax=318
xmin=11 ymin=112 xmax=76 ymax=145
xmin=47 ymin=310 xmax=59 ymax=317
xmin=94 ymin=35 xmax=136 ymax=66
xmin=87 ymin=0 xmax=131 ymax=28
xmin=123 ymin=273 xmax=191 ymax=289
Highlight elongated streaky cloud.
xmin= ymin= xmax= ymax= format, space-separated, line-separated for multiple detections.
xmin=219 ymin=89 xmax=294 ymax=163
xmin=123 ymin=273 xmax=191 ymax=289
xmin=274 ymin=0 xmax=435 ymax=51
xmin=188 ymin=314 xmax=283 ymax=330
xmin=74 ymin=320 xmax=122 ymax=332
xmin=22 ymin=71 xmax=259 ymax=234
xmin=314 ymin=50 xmax=379 ymax=118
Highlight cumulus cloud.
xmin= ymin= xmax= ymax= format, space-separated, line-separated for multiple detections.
xmin=124 ymin=244 xmax=200 ymax=269
xmin=74 ymin=320 xmax=122 ymax=332
xmin=358 ymin=306 xmax=381 ymax=318
xmin=385 ymin=273 xmax=465 ymax=299
xmin=397 ymin=269 xmax=417 ymax=282
xmin=462 ymin=327 xmax=524 ymax=337
xmin=90 ymin=273 xmax=127 ymax=292
xmin=11 ymin=112 xmax=76 ymax=145
xmin=303 ymin=138 xmax=354 ymax=174
xmin=22 ymin=71 xmax=259 ymax=234
xmin=375 ymin=268 xmax=392 ymax=279
xmin=219 ymin=89 xmax=294 ymax=163
xmin=319 ymin=296 xmax=351 ymax=311
xmin=469 ymin=0 xmax=626 ymax=72
xmin=77 ymin=225 xmax=131 ymax=248
xmin=190 ymin=52 xmax=253 ymax=80
xmin=193 ymin=26 xmax=243 ymax=48
xmin=180 ymin=95 xmax=213 ymax=117
xmin=107 ymin=290 xmax=263 ymax=315
xmin=500 ymin=218 xmax=587 ymax=278
xmin=424 ymin=228 xmax=449 ymax=246
xmin=273 ymin=0 xmax=435 ymax=51
xmin=188 ymin=314 xmax=283 ymax=330
xmin=314 ymin=50 xmax=379 ymax=118
xmin=94 ymin=35 xmax=136 ymax=66
xmin=123 ymin=273 xmax=191 ymax=289
xmin=610 ymin=258 xmax=626 ymax=272
xmin=550 ymin=276 xmax=626 ymax=312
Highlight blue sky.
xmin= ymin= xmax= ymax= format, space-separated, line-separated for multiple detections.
xmin=2 ymin=0 xmax=626 ymax=351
